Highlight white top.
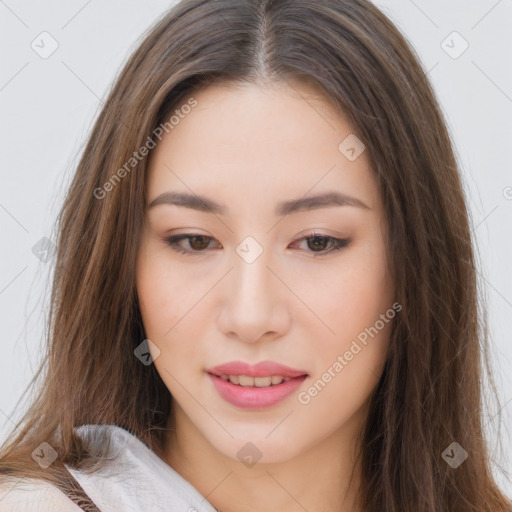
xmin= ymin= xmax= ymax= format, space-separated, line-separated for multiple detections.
xmin=0 ymin=424 xmax=218 ymax=512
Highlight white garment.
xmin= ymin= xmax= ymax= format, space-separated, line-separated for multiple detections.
xmin=0 ymin=424 xmax=218 ymax=512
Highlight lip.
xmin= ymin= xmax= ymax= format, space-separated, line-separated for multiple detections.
xmin=208 ymin=373 xmax=308 ymax=409
xmin=207 ymin=360 xmax=308 ymax=378
xmin=206 ymin=360 xmax=309 ymax=410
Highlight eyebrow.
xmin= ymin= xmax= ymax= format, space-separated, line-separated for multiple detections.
xmin=147 ymin=190 xmax=371 ymax=216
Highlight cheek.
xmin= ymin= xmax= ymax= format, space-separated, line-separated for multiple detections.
xmin=314 ymin=247 xmax=393 ymax=345
xmin=299 ymin=239 xmax=393 ymax=401
xmin=135 ymin=248 xmax=210 ymax=374
xmin=136 ymin=235 xmax=195 ymax=316
xmin=297 ymin=262 xmax=394 ymax=426
xmin=136 ymin=248 xmax=185 ymax=341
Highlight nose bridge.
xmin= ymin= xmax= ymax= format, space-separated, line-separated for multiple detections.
xmin=218 ymin=235 xmax=287 ymax=342
xmin=231 ymin=237 xmax=275 ymax=311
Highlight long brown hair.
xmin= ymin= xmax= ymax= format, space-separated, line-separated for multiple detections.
xmin=1 ymin=1 xmax=510 ymax=510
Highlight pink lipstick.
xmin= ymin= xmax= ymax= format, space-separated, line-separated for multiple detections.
xmin=207 ymin=360 xmax=308 ymax=409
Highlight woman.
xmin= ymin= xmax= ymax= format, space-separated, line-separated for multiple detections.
xmin=0 ymin=0 xmax=510 ymax=511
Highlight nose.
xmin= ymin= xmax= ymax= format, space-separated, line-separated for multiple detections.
xmin=217 ymin=246 xmax=290 ymax=344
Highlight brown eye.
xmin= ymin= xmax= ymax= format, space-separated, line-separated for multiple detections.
xmin=294 ymin=234 xmax=351 ymax=256
xmin=187 ymin=235 xmax=211 ymax=250
xmin=164 ymin=234 xmax=218 ymax=254
xmin=164 ymin=232 xmax=350 ymax=257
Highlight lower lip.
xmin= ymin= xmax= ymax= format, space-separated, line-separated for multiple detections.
xmin=207 ymin=373 xmax=308 ymax=409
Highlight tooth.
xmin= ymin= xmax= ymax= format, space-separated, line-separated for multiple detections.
xmin=224 ymin=375 xmax=292 ymax=387
xmin=229 ymin=375 xmax=240 ymax=385
xmin=238 ymin=375 xmax=255 ymax=387
xmin=254 ymin=376 xmax=272 ymax=387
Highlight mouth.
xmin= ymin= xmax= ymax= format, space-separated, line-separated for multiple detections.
xmin=206 ymin=361 xmax=309 ymax=409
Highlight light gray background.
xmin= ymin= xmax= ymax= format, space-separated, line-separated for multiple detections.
xmin=1 ymin=0 xmax=511 ymax=496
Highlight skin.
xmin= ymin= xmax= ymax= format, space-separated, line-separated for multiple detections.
xmin=135 ymin=79 xmax=396 ymax=512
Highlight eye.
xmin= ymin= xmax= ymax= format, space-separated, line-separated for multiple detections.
xmin=164 ymin=234 xmax=220 ymax=255
xmin=163 ymin=232 xmax=351 ymax=256
xmin=292 ymin=232 xmax=351 ymax=255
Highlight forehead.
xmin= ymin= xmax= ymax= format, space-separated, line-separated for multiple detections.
xmin=146 ymin=80 xmax=378 ymax=216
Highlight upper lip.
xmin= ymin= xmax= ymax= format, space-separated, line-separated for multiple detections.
xmin=207 ymin=360 xmax=308 ymax=378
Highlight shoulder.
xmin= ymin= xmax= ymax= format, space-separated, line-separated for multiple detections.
xmin=0 ymin=477 xmax=82 ymax=512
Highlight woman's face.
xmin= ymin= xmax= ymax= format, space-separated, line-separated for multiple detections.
xmin=135 ymin=80 xmax=396 ymax=464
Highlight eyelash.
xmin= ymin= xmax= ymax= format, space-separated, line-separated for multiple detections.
xmin=163 ymin=232 xmax=351 ymax=257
